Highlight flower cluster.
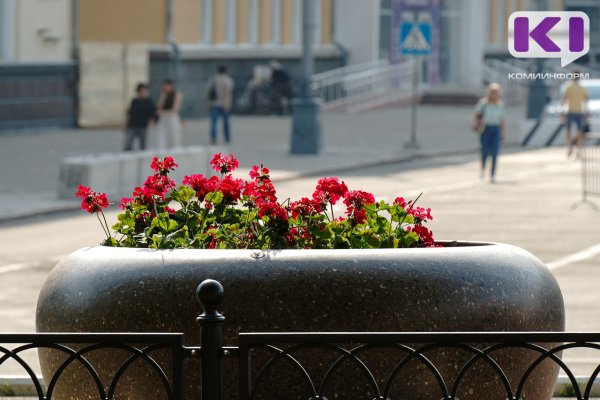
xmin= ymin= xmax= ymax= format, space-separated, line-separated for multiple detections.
xmin=78 ymin=154 xmax=436 ymax=249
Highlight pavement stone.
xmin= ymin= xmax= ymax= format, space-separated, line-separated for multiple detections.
xmin=0 ymin=105 xmax=524 ymax=221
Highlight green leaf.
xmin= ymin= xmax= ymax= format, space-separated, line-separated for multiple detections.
xmin=172 ymin=185 xmax=197 ymax=203
xmin=206 ymin=191 xmax=224 ymax=205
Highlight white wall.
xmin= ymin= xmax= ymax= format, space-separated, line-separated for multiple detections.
xmin=333 ymin=0 xmax=380 ymax=65
xmin=15 ymin=0 xmax=72 ymax=62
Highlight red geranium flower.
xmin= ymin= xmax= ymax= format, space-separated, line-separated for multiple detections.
xmin=407 ymin=225 xmax=435 ymax=247
xmin=220 ymin=175 xmax=243 ymax=203
xmin=313 ymin=177 xmax=348 ymax=206
xmin=183 ymin=174 xmax=220 ymax=200
xmin=290 ymin=197 xmax=322 ymax=219
xmin=210 ymin=153 xmax=239 ymax=174
xmin=150 ymin=156 xmax=178 ymax=175
xmin=144 ymin=174 xmax=175 ymax=194
xmin=258 ymin=201 xmax=288 ymax=221
xmin=75 ymin=185 xmax=109 ymax=214
xmin=119 ymin=197 xmax=134 ymax=210
xmin=249 ymin=165 xmax=270 ymax=181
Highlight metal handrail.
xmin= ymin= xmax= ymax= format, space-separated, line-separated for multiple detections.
xmin=311 ymin=59 xmax=419 ymax=113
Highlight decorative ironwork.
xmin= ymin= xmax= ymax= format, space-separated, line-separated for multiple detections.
xmin=0 ymin=333 xmax=185 ymax=399
xmin=3 ymin=280 xmax=600 ymax=400
xmin=238 ymin=332 xmax=600 ymax=400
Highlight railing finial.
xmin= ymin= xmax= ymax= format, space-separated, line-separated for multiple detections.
xmin=197 ymin=279 xmax=225 ymax=321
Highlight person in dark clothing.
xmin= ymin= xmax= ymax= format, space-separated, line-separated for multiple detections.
xmin=269 ymin=60 xmax=292 ymax=115
xmin=124 ymin=83 xmax=157 ymax=151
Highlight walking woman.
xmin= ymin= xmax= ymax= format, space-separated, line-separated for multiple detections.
xmin=156 ymin=79 xmax=183 ymax=149
xmin=473 ymin=83 xmax=505 ymax=183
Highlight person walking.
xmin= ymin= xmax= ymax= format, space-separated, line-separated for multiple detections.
xmin=156 ymin=79 xmax=183 ymax=149
xmin=562 ymin=72 xmax=588 ymax=158
xmin=473 ymin=83 xmax=505 ymax=183
xmin=124 ymin=83 xmax=156 ymax=151
xmin=206 ymin=65 xmax=234 ymax=144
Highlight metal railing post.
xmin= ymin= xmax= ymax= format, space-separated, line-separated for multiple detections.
xmin=197 ymin=279 xmax=225 ymax=400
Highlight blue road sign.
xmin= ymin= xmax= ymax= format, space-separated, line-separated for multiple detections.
xmin=400 ymin=21 xmax=432 ymax=55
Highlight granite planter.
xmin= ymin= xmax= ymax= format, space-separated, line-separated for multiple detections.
xmin=36 ymin=242 xmax=564 ymax=400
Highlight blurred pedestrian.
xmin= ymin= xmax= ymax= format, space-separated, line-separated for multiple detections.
xmin=156 ymin=79 xmax=183 ymax=149
xmin=269 ymin=60 xmax=292 ymax=115
xmin=124 ymin=83 xmax=156 ymax=151
xmin=473 ymin=83 xmax=505 ymax=183
xmin=206 ymin=65 xmax=234 ymax=145
xmin=562 ymin=71 xmax=588 ymax=158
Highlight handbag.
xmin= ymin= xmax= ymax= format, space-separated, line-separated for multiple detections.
xmin=472 ymin=104 xmax=486 ymax=134
xmin=583 ymin=120 xmax=591 ymax=134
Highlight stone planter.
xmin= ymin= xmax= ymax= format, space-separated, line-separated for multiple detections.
xmin=36 ymin=242 xmax=565 ymax=400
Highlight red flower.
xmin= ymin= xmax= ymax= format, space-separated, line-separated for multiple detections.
xmin=183 ymin=174 xmax=219 ymax=200
xmin=210 ymin=153 xmax=239 ymax=174
xmin=242 ymin=180 xmax=277 ymax=205
xmin=313 ymin=177 xmax=348 ymax=206
xmin=75 ymin=185 xmax=109 ymax=214
xmin=220 ymin=175 xmax=243 ymax=203
xmin=119 ymin=197 xmax=134 ymax=210
xmin=394 ymin=197 xmax=408 ymax=208
xmin=343 ymin=190 xmax=375 ymax=224
xmin=290 ymin=197 xmax=322 ymax=219
xmin=410 ymin=206 xmax=433 ymax=222
xmin=408 ymin=225 xmax=435 ymax=247
xmin=144 ymin=174 xmax=175 ymax=194
xmin=258 ymin=201 xmax=288 ymax=221
xmin=150 ymin=156 xmax=178 ymax=175
xmin=249 ymin=165 xmax=270 ymax=181
xmin=133 ymin=186 xmax=163 ymax=204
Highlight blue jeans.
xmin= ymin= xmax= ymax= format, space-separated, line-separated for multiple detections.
xmin=210 ymin=106 xmax=230 ymax=143
xmin=480 ymin=125 xmax=501 ymax=177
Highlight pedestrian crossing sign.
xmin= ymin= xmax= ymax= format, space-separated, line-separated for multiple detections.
xmin=400 ymin=21 xmax=432 ymax=55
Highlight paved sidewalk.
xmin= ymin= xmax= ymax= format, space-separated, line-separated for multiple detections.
xmin=0 ymin=105 xmax=524 ymax=221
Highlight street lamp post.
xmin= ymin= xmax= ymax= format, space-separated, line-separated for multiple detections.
xmin=527 ymin=0 xmax=549 ymax=119
xmin=290 ymin=0 xmax=321 ymax=154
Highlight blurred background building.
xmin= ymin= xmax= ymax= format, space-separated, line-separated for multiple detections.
xmin=0 ymin=0 xmax=597 ymax=129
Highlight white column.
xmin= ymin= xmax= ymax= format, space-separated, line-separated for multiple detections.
xmin=227 ymin=0 xmax=237 ymax=44
xmin=293 ymin=0 xmax=301 ymax=45
xmin=202 ymin=0 xmax=213 ymax=44
xmin=271 ymin=0 xmax=281 ymax=45
xmin=458 ymin=0 xmax=485 ymax=88
xmin=248 ymin=0 xmax=259 ymax=45
xmin=0 ymin=0 xmax=15 ymax=62
xmin=313 ymin=0 xmax=322 ymax=45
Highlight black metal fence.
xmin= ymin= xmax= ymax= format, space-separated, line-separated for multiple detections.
xmin=2 ymin=279 xmax=600 ymax=399
xmin=575 ymin=133 xmax=600 ymax=209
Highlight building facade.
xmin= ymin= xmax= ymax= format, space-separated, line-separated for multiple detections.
xmin=77 ymin=0 xmax=343 ymax=120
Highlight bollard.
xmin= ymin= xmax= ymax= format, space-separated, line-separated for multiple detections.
xmin=196 ymin=279 xmax=225 ymax=400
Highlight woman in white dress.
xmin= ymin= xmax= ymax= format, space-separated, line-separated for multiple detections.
xmin=156 ymin=79 xmax=183 ymax=149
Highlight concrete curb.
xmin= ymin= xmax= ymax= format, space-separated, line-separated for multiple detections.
xmin=0 ymin=374 xmax=594 ymax=397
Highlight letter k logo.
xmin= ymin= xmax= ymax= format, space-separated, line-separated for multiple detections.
xmin=514 ymin=16 xmax=560 ymax=52
xmin=508 ymin=11 xmax=590 ymax=67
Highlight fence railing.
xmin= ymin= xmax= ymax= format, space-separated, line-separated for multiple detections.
xmin=311 ymin=59 xmax=420 ymax=113
xmin=4 ymin=279 xmax=600 ymax=399
xmin=0 ymin=333 xmax=186 ymax=399
xmin=574 ymin=133 xmax=600 ymax=209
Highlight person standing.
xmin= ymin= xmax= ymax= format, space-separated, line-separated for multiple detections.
xmin=156 ymin=79 xmax=183 ymax=149
xmin=269 ymin=60 xmax=293 ymax=115
xmin=562 ymin=72 xmax=588 ymax=158
xmin=473 ymin=83 xmax=505 ymax=183
xmin=207 ymin=65 xmax=234 ymax=144
xmin=124 ymin=83 xmax=156 ymax=151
